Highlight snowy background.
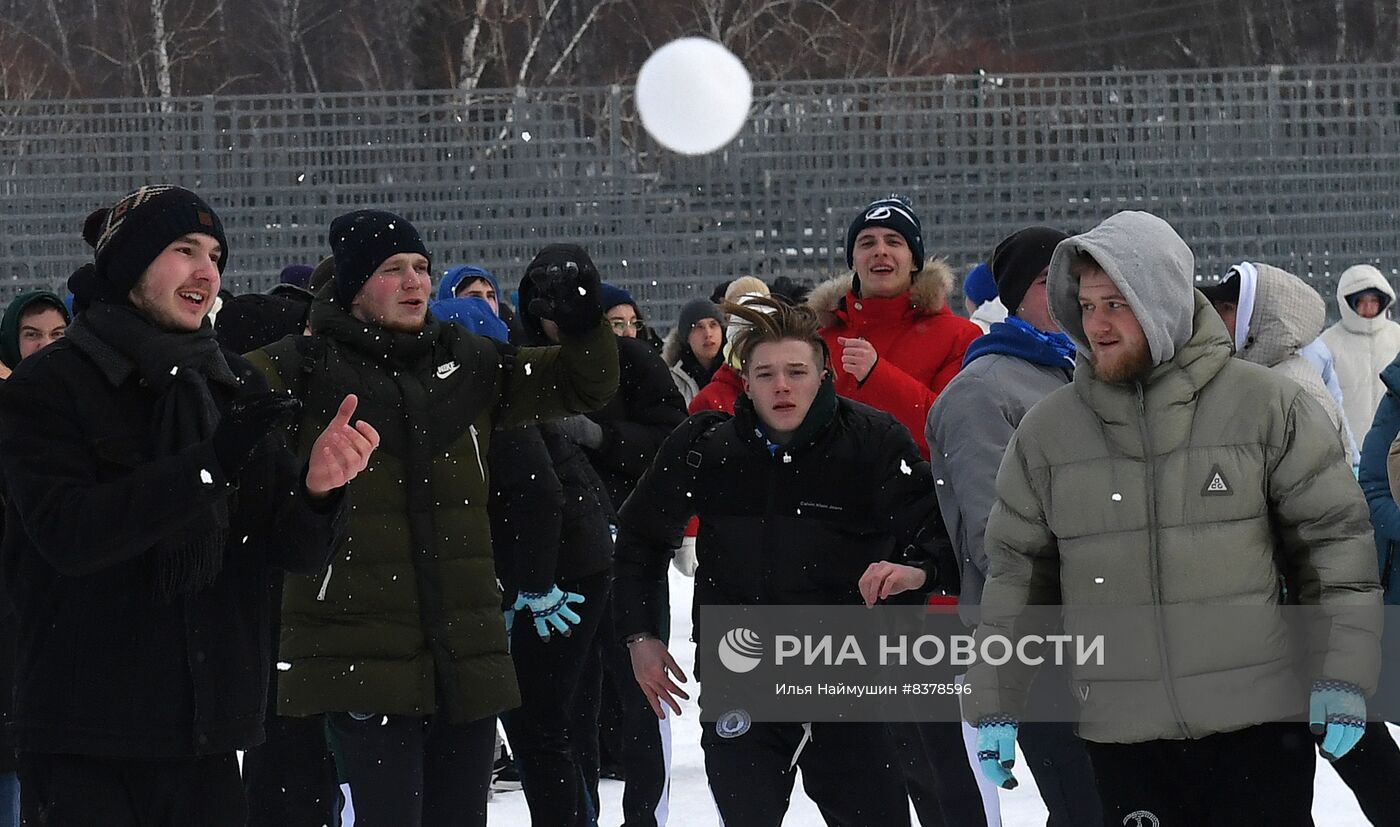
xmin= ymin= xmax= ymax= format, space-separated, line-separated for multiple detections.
xmin=486 ymin=568 xmax=1377 ymax=825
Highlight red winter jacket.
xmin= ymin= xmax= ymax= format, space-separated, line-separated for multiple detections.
xmin=689 ymin=363 xmax=745 ymax=415
xmin=808 ymin=263 xmax=981 ymax=459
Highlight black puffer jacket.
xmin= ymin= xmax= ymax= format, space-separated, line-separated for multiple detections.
xmin=613 ymin=385 xmax=954 ymax=641
xmin=538 ymin=420 xmax=615 ymax=582
xmin=489 ymin=423 xmax=614 ymax=598
xmin=0 ymin=337 xmax=347 ymax=758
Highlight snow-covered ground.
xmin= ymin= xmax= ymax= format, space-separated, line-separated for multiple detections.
xmin=487 ymin=568 xmax=1377 ymax=826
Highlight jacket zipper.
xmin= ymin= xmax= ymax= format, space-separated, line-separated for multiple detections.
xmin=468 ymin=424 xmax=487 ymax=483
xmin=760 ymin=453 xmax=781 ymax=603
xmin=316 ymin=564 xmax=333 ymax=601
xmin=1136 ymin=383 xmax=1192 ymax=738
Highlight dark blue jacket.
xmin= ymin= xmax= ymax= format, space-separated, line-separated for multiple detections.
xmin=1360 ymin=354 xmax=1400 ymax=603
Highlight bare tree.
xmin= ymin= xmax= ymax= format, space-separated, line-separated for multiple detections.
xmin=150 ymin=0 xmax=173 ymax=105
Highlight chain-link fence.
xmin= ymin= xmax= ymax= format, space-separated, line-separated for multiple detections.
xmin=1 ymin=63 xmax=1397 ymax=328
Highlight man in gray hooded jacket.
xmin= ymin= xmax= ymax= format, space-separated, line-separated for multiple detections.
xmin=928 ymin=226 xmax=1101 ymax=826
xmin=963 ymin=211 xmax=1381 ymax=825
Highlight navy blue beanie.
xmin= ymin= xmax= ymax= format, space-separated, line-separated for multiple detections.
xmin=601 ymin=283 xmax=639 ymax=315
xmin=963 ymin=263 xmax=997 ymax=306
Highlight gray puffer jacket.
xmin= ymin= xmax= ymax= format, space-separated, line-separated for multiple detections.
xmin=964 ymin=211 xmax=1381 ymax=744
xmin=1232 ymin=262 xmax=1350 ymax=458
xmin=926 ymin=343 xmax=1071 ymax=622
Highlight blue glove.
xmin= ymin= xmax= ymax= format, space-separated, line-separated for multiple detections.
xmin=1310 ymin=679 xmax=1366 ymax=761
xmin=975 ymin=715 xmax=1019 ymax=790
xmin=513 ymin=586 xmax=586 ymax=641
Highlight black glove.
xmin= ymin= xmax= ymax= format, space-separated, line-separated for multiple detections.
xmin=525 ymin=243 xmax=603 ymax=337
xmin=211 ymin=392 xmax=301 ymax=478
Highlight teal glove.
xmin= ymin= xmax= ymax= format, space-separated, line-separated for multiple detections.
xmin=513 ymin=586 xmax=586 ymax=641
xmin=1310 ymin=679 xmax=1366 ymax=761
xmin=975 ymin=715 xmax=1019 ymax=790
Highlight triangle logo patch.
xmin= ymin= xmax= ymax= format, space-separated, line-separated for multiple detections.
xmin=1201 ymin=465 xmax=1232 ymax=497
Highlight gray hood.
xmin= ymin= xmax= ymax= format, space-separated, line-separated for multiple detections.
xmin=1233 ymin=262 xmax=1326 ymax=369
xmin=1047 ymin=211 xmax=1195 ymax=367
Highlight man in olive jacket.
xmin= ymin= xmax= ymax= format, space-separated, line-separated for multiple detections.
xmin=247 ymin=217 xmax=618 ymax=827
xmin=963 ymin=211 xmax=1382 ymax=825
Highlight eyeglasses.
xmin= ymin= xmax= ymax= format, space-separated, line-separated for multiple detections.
xmin=609 ymin=319 xmax=646 ymax=332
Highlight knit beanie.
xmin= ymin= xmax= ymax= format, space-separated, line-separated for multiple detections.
xmin=278 ymin=264 xmax=314 ymax=288
xmin=677 ymin=298 xmax=723 ymax=334
xmin=992 ymin=226 xmax=1070 ymax=316
xmin=328 ymin=209 xmax=431 ymax=306
xmin=308 ymin=255 xmax=336 ymax=293
xmin=844 ymin=195 xmax=924 ymax=273
xmin=600 ymin=283 xmax=639 ymax=315
xmin=86 ymin=185 xmax=228 ymax=302
xmin=963 ymin=262 xmax=997 ymax=306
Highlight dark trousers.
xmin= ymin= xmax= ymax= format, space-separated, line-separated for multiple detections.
xmin=18 ymin=751 xmax=244 ymax=827
xmin=503 ymin=571 xmax=610 ymax=827
xmin=1329 ymin=721 xmax=1400 ymax=824
xmin=1019 ymin=720 xmax=1104 ymax=827
xmin=242 ymin=702 xmax=340 ymax=826
xmin=702 ymin=721 xmax=909 ymax=827
xmin=1084 ymin=723 xmax=1316 ymax=827
xmin=326 ymin=711 xmax=495 ymax=827
xmin=581 ymin=591 xmax=670 ymax=827
xmin=894 ymin=721 xmax=987 ymax=827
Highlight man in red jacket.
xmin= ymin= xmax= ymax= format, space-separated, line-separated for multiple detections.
xmin=807 ymin=196 xmax=981 ymax=458
xmin=809 ymin=195 xmax=987 ymax=823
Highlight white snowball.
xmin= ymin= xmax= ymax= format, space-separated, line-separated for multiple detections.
xmin=637 ymin=38 xmax=752 ymax=156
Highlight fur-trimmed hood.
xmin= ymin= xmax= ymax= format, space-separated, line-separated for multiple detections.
xmin=662 ymin=325 xmax=684 ymax=366
xmin=806 ymin=259 xmax=955 ymax=328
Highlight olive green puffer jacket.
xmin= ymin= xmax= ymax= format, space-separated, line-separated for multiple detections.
xmin=965 ymin=295 xmax=1381 ymax=743
xmin=248 ymin=293 xmax=617 ymax=723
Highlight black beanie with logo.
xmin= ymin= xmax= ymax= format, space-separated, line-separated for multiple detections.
xmin=844 ymin=195 xmax=925 ymax=273
xmin=86 ymin=185 xmax=228 ymax=303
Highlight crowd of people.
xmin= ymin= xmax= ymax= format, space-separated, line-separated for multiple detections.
xmin=0 ymin=184 xmax=1394 ymax=826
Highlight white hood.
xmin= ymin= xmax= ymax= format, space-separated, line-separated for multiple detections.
xmin=1336 ymin=264 xmax=1397 ymax=335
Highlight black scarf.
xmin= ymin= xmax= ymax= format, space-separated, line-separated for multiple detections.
xmin=67 ymin=302 xmax=241 ymax=601
xmin=309 ymin=285 xmax=442 ymax=372
xmin=735 ymin=376 xmax=839 ymax=455
xmin=678 ymin=348 xmax=719 ymax=392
